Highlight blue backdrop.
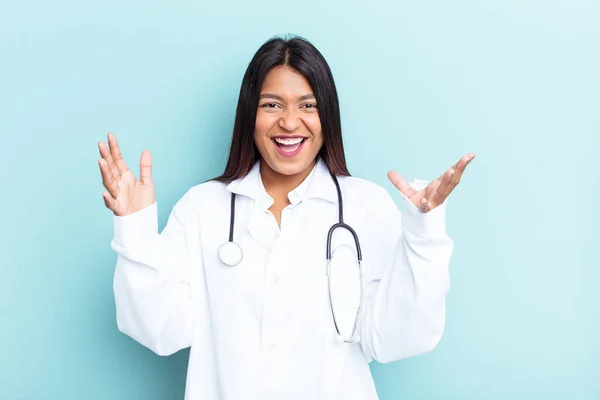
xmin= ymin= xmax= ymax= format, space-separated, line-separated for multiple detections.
xmin=1 ymin=0 xmax=598 ymax=398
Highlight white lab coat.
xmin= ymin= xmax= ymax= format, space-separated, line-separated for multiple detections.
xmin=111 ymin=157 xmax=453 ymax=400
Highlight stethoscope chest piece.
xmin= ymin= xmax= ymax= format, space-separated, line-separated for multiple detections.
xmin=218 ymin=241 xmax=243 ymax=267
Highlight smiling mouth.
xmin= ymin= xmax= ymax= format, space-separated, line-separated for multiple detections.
xmin=271 ymin=136 xmax=307 ymax=157
xmin=272 ymin=137 xmax=306 ymax=152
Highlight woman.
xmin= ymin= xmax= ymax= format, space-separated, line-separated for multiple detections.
xmin=98 ymin=35 xmax=474 ymax=400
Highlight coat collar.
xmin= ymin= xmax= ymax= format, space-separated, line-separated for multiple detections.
xmin=226 ymin=157 xmax=338 ymax=208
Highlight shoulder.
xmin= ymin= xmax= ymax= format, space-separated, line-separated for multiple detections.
xmin=337 ymin=175 xmax=395 ymax=207
xmin=335 ymin=175 xmax=400 ymax=227
xmin=188 ymin=179 xmax=229 ymax=198
xmin=177 ymin=179 xmax=230 ymax=213
xmin=333 ymin=176 xmax=403 ymax=244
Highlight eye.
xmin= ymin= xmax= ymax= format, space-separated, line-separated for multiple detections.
xmin=260 ymin=103 xmax=280 ymax=109
xmin=301 ymin=103 xmax=318 ymax=111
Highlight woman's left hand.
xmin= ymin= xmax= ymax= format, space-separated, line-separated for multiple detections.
xmin=387 ymin=153 xmax=476 ymax=213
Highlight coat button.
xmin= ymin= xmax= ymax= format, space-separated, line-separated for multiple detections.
xmin=271 ymin=275 xmax=283 ymax=287
xmin=269 ymin=342 xmax=278 ymax=352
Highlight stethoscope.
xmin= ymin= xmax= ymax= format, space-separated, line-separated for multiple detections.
xmin=217 ymin=173 xmax=364 ymax=343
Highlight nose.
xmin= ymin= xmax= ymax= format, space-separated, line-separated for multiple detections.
xmin=278 ymin=108 xmax=301 ymax=132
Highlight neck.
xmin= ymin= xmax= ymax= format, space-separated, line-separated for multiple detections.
xmin=259 ymin=159 xmax=317 ymax=199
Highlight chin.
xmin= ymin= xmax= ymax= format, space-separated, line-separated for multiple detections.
xmin=266 ymin=157 xmax=314 ymax=177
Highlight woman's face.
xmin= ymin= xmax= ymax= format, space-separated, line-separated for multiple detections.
xmin=254 ymin=65 xmax=324 ymax=177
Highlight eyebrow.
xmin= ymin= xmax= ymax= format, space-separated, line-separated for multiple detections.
xmin=259 ymin=93 xmax=316 ymax=102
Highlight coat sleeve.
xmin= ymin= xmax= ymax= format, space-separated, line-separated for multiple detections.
xmin=110 ymin=190 xmax=195 ymax=356
xmin=359 ymin=183 xmax=454 ymax=364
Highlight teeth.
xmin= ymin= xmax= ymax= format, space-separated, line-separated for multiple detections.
xmin=274 ymin=137 xmax=304 ymax=145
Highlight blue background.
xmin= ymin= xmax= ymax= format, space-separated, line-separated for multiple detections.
xmin=1 ymin=0 xmax=598 ymax=398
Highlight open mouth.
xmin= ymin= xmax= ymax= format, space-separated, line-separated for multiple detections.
xmin=272 ymin=136 xmax=307 ymax=157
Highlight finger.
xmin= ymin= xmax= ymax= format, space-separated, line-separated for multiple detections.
xmin=98 ymin=141 xmax=120 ymax=180
xmin=102 ymin=191 xmax=117 ymax=211
xmin=428 ymin=153 xmax=475 ymax=205
xmin=450 ymin=153 xmax=476 ymax=185
xmin=424 ymin=177 xmax=441 ymax=204
xmin=429 ymin=168 xmax=456 ymax=207
xmin=102 ymin=191 xmax=123 ymax=214
xmin=139 ymin=150 xmax=153 ymax=186
xmin=419 ymin=178 xmax=441 ymax=212
xmin=107 ymin=133 xmax=131 ymax=174
xmin=98 ymin=158 xmax=120 ymax=199
xmin=432 ymin=153 xmax=474 ymax=184
xmin=387 ymin=170 xmax=417 ymax=198
xmin=420 ymin=197 xmax=431 ymax=213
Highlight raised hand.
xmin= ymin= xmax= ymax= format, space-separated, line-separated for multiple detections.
xmin=388 ymin=153 xmax=476 ymax=213
xmin=98 ymin=133 xmax=156 ymax=216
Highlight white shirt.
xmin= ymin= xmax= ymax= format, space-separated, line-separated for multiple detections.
xmin=111 ymin=157 xmax=453 ymax=400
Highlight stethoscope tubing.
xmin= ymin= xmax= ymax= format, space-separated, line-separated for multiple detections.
xmin=222 ymin=172 xmax=364 ymax=343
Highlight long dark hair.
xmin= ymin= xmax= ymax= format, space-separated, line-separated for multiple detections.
xmin=214 ymin=35 xmax=350 ymax=182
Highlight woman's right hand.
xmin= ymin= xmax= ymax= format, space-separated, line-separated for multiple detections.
xmin=98 ymin=133 xmax=156 ymax=217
